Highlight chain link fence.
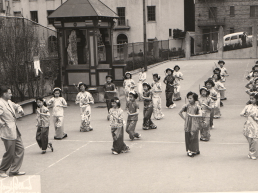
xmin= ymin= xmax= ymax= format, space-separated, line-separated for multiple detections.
xmin=113 ymin=40 xmax=185 ymax=71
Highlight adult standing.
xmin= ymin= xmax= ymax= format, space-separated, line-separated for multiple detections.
xmin=0 ymin=86 xmax=25 ymax=178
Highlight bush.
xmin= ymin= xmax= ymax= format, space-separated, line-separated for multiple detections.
xmin=125 ymin=56 xmax=162 ymax=71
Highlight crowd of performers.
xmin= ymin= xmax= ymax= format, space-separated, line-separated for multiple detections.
xmin=34 ymin=60 xmax=257 ymax=160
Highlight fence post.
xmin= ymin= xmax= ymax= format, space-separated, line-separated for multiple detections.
xmin=168 ymin=39 xmax=170 ymax=60
xmin=185 ymin=32 xmax=191 ymax=60
xmin=132 ymin=42 xmax=135 ymax=70
xmin=218 ymin=26 xmax=224 ymax=59
xmin=252 ymin=22 xmax=257 ymax=59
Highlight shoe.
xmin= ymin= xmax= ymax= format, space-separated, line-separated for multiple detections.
xmin=248 ymin=155 xmax=257 ymax=160
xmin=221 ymin=98 xmax=227 ymax=100
xmin=54 ymin=137 xmax=62 ymax=140
xmin=0 ymin=172 xmax=8 ymax=178
xmin=193 ymin=151 xmax=200 ymax=155
xmin=211 ymin=125 xmax=214 ymax=129
xmin=89 ymin=127 xmax=93 ymax=131
xmin=187 ymin=152 xmax=194 ymax=157
xmin=135 ymin=134 xmax=141 ymax=138
xmin=177 ymin=97 xmax=181 ymax=100
xmin=62 ymin=133 xmax=68 ymax=139
xmin=48 ymin=143 xmax=54 ymax=152
xmin=169 ymin=104 xmax=176 ymax=109
xmin=220 ymin=102 xmax=223 ymax=107
xmin=112 ymin=151 xmax=118 ymax=155
xmin=143 ymin=127 xmax=149 ymax=130
xmin=10 ymin=171 xmax=26 ymax=176
xmin=42 ymin=150 xmax=46 ymax=154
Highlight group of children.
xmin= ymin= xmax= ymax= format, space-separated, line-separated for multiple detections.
xmin=241 ymin=61 xmax=258 ymax=160
xmin=179 ymin=60 xmax=228 ymax=157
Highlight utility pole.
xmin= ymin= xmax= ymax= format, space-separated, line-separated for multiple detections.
xmin=143 ymin=0 xmax=147 ymax=71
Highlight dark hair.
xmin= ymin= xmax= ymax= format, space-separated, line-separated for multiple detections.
xmin=174 ymin=65 xmax=180 ymax=70
xmin=218 ymin=60 xmax=225 ymax=65
xmin=129 ymin=92 xmax=138 ymax=99
xmin=204 ymin=79 xmax=215 ymax=87
xmin=111 ymin=97 xmax=121 ymax=108
xmin=78 ymin=83 xmax=88 ymax=91
xmin=35 ymin=97 xmax=47 ymax=108
xmin=199 ymin=87 xmax=210 ymax=96
xmin=213 ymin=73 xmax=221 ymax=80
xmin=153 ymin=73 xmax=160 ymax=80
xmin=252 ymin=70 xmax=258 ymax=77
xmin=250 ymin=93 xmax=258 ymax=105
xmin=124 ymin=73 xmax=132 ymax=79
xmin=213 ymin=68 xmax=221 ymax=74
xmin=142 ymin=82 xmax=151 ymax=90
xmin=53 ymin=88 xmax=62 ymax=97
xmin=106 ymin=75 xmax=113 ymax=82
xmin=252 ymin=65 xmax=258 ymax=71
xmin=0 ymin=85 xmax=10 ymax=97
xmin=187 ymin=91 xmax=198 ymax=101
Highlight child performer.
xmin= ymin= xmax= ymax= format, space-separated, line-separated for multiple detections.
xmin=75 ymin=82 xmax=94 ymax=132
xmin=163 ymin=68 xmax=177 ymax=109
xmin=142 ymin=82 xmax=157 ymax=130
xmin=245 ymin=70 xmax=258 ymax=89
xmin=151 ymin=73 xmax=164 ymax=120
xmin=35 ymin=97 xmax=53 ymax=154
xmin=204 ymin=79 xmax=217 ymax=129
xmin=218 ymin=60 xmax=228 ymax=100
xmin=212 ymin=74 xmax=226 ymax=118
xmin=103 ymin=75 xmax=116 ymax=120
xmin=126 ymin=91 xmax=141 ymax=140
xmin=246 ymin=63 xmax=258 ymax=81
xmin=173 ymin=65 xmax=183 ymax=101
xmin=240 ymin=93 xmax=258 ymax=160
xmin=179 ymin=92 xmax=202 ymax=157
xmin=109 ymin=97 xmax=130 ymax=155
xmin=47 ymin=87 xmax=68 ymax=140
xmin=123 ymin=72 xmax=136 ymax=105
xmin=199 ymin=87 xmax=213 ymax=141
xmin=138 ymin=67 xmax=147 ymax=100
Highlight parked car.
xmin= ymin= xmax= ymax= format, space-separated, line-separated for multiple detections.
xmin=223 ymin=32 xmax=248 ymax=47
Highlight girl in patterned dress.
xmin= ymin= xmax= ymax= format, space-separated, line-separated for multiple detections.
xmin=35 ymin=97 xmax=53 ymax=154
xmin=163 ymin=68 xmax=177 ymax=109
xmin=179 ymin=92 xmax=202 ymax=157
xmin=198 ymin=87 xmax=213 ymax=141
xmin=142 ymin=82 xmax=157 ymax=130
xmin=173 ymin=65 xmax=183 ymax=101
xmin=126 ymin=91 xmax=141 ymax=140
xmin=75 ymin=82 xmax=94 ymax=132
xmin=109 ymin=97 xmax=130 ymax=155
xmin=204 ymin=79 xmax=217 ymax=129
xmin=151 ymin=73 xmax=164 ymax=120
xmin=47 ymin=87 xmax=68 ymax=140
xmin=138 ymin=67 xmax=147 ymax=100
xmin=218 ymin=60 xmax=229 ymax=100
xmin=123 ymin=72 xmax=136 ymax=105
xmin=240 ymin=93 xmax=258 ymax=160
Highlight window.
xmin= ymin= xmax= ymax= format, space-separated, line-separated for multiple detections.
xmin=209 ymin=7 xmax=217 ymax=18
xmin=230 ymin=27 xmax=234 ymax=34
xmin=13 ymin=11 xmax=22 ymax=17
xmin=169 ymin=29 xmax=172 ymax=37
xmin=30 ymin=11 xmax=38 ymax=23
xmin=250 ymin=6 xmax=258 ymax=17
xmin=117 ymin=7 xmax=125 ymax=26
xmin=147 ymin=6 xmax=156 ymax=21
xmin=231 ymin=35 xmax=237 ymax=40
xmin=225 ymin=37 xmax=230 ymax=41
xmin=230 ymin=6 xmax=235 ymax=16
xmin=47 ymin=10 xmax=54 ymax=25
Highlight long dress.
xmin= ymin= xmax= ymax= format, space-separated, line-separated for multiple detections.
xmin=126 ymin=101 xmax=140 ymax=140
xmin=207 ymin=87 xmax=217 ymax=125
xmin=214 ymin=81 xmax=225 ymax=118
xmin=103 ymin=82 xmax=116 ymax=113
xmin=240 ymin=104 xmax=258 ymax=157
xmin=123 ymin=79 xmax=136 ymax=104
xmin=173 ymin=71 xmax=183 ymax=100
xmin=138 ymin=72 xmax=146 ymax=99
xmin=36 ymin=106 xmax=50 ymax=150
xmin=75 ymin=91 xmax=94 ymax=132
xmin=109 ymin=108 xmax=129 ymax=153
xmin=151 ymin=81 xmax=164 ymax=120
xmin=47 ymin=97 xmax=67 ymax=139
xmin=143 ymin=90 xmax=157 ymax=130
xmin=181 ymin=102 xmax=201 ymax=153
xmin=198 ymin=96 xmax=213 ymax=141
xmin=163 ymin=75 xmax=175 ymax=108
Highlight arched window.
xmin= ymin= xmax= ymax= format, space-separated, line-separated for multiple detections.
xmin=117 ymin=34 xmax=128 ymax=53
xmin=48 ymin=35 xmax=57 ymax=53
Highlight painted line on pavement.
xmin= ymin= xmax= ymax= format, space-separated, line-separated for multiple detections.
xmin=34 ymin=142 xmax=90 ymax=175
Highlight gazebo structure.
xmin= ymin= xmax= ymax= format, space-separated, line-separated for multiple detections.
xmin=48 ymin=0 xmax=126 ymax=101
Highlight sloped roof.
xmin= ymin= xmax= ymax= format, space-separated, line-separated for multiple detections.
xmin=48 ymin=0 xmax=118 ymax=19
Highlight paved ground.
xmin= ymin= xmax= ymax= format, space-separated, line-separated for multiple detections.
xmin=1 ymin=59 xmax=258 ymax=193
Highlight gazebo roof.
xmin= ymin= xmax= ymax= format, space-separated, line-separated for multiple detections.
xmin=48 ymin=0 xmax=118 ymax=19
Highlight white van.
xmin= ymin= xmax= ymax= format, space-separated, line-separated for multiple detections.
xmin=223 ymin=32 xmax=247 ymax=46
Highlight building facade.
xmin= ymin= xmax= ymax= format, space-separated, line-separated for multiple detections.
xmin=2 ymin=0 xmax=184 ymax=47
xmin=195 ymin=0 xmax=258 ymax=53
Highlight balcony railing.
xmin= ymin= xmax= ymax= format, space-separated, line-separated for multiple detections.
xmin=114 ymin=19 xmax=130 ymax=31
xmin=197 ymin=18 xmax=225 ymax=27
